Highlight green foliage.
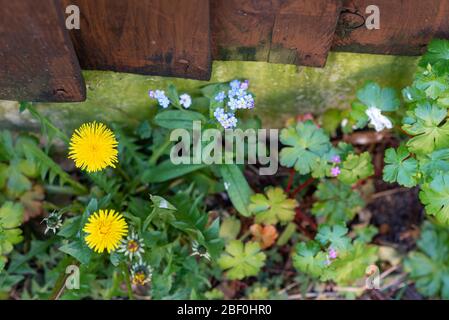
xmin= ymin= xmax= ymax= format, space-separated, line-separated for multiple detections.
xmin=419 ymin=174 xmax=449 ymax=225
xmin=220 ymin=164 xmax=253 ymax=217
xmin=350 ymin=81 xmax=399 ymax=129
xmin=248 ymin=187 xmax=297 ymax=225
xmin=280 ymin=121 xmax=332 ymax=175
xmin=0 ymin=202 xmax=24 ymax=270
xmin=405 ymin=222 xmax=449 ymax=299
xmin=338 ymin=152 xmax=374 ymax=185
xmin=311 ymin=180 xmax=364 ymax=223
xmin=383 ymin=145 xmax=419 ymax=187
xmin=293 ymin=224 xmax=378 ymax=285
xmin=218 ymin=240 xmax=266 ymax=280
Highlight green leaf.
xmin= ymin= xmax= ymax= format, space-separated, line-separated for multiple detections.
xmin=404 ymin=222 xmax=449 ymax=299
xmin=0 ymin=202 xmax=24 ymax=257
xmin=219 ymin=164 xmax=253 ymax=217
xmin=311 ymin=180 xmax=364 ymax=223
xmin=419 ymin=149 xmax=449 ymax=180
xmin=142 ymin=160 xmax=207 ymax=183
xmin=419 ymin=39 xmax=449 ymax=73
xmin=356 ymin=82 xmax=400 ymax=112
xmin=324 ymin=242 xmax=378 ymax=285
xmin=338 ymin=152 xmax=374 ymax=185
xmin=414 ymin=65 xmax=448 ymax=100
xmin=280 ymin=121 xmax=332 ymax=174
xmin=248 ymin=187 xmax=297 ymax=225
xmin=219 ymin=216 xmax=241 ymax=242
xmin=154 ymin=110 xmax=206 ymax=129
xmin=383 ymin=145 xmax=418 ymax=187
xmin=292 ymin=241 xmax=327 ymax=278
xmin=419 ymin=173 xmax=449 ymax=224
xmin=315 ymin=224 xmax=351 ymax=253
xmin=59 ymin=240 xmax=92 ymax=265
xmin=218 ymin=240 xmax=266 ymax=280
xmin=403 ymin=102 xmax=449 ymax=154
xmin=276 ymin=222 xmax=297 ymax=246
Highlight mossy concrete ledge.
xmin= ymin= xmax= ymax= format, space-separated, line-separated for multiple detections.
xmin=0 ymin=52 xmax=418 ymax=132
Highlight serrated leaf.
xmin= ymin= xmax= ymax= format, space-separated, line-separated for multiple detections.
xmin=419 ymin=174 xmax=449 ymax=224
xmin=338 ymin=152 xmax=373 ymax=185
xmin=280 ymin=121 xmax=332 ymax=175
xmin=292 ymin=241 xmax=327 ymax=278
xmin=315 ymin=224 xmax=351 ymax=253
xmin=249 ymin=187 xmax=297 ymax=225
xmin=311 ymin=180 xmax=364 ymax=223
xmin=403 ymin=102 xmax=449 ymax=154
xmin=383 ymin=145 xmax=418 ymax=187
xmin=419 ymin=39 xmax=449 ymax=73
xmin=404 ymin=222 xmax=449 ymax=299
xmin=218 ymin=240 xmax=266 ymax=280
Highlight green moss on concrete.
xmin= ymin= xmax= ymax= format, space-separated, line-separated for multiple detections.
xmin=0 ymin=52 xmax=418 ymax=131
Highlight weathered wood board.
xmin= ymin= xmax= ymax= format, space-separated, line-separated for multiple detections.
xmin=211 ymin=0 xmax=342 ymax=67
xmin=332 ymin=0 xmax=449 ymax=55
xmin=0 ymin=0 xmax=85 ymax=102
xmin=62 ymin=0 xmax=211 ymax=80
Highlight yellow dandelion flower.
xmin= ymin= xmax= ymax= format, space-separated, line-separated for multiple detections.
xmin=69 ymin=122 xmax=118 ymax=172
xmin=83 ymin=209 xmax=128 ymax=253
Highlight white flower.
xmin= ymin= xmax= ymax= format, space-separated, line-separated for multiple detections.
xmin=179 ymin=93 xmax=192 ymax=109
xmin=365 ymin=107 xmax=392 ymax=132
xmin=118 ymin=230 xmax=145 ymax=260
xmin=191 ymin=241 xmax=211 ymax=261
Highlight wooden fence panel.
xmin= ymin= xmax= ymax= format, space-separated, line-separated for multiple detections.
xmin=0 ymin=0 xmax=85 ymax=102
xmin=211 ymin=0 xmax=342 ymax=67
xmin=62 ymin=0 xmax=211 ymax=80
xmin=332 ymin=0 xmax=449 ymax=55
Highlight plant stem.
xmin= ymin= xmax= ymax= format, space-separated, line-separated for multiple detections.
xmin=285 ymin=169 xmax=296 ymax=194
xmin=122 ymin=263 xmax=134 ymax=300
xmin=49 ymin=259 xmax=79 ymax=300
xmin=149 ymin=139 xmax=172 ymax=166
xmin=290 ymin=177 xmax=315 ymax=198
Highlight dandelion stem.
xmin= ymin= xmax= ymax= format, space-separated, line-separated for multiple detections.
xmin=122 ymin=263 xmax=134 ymax=300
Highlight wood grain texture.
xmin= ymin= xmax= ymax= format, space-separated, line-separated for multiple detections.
xmin=211 ymin=0 xmax=342 ymax=67
xmin=63 ymin=0 xmax=211 ymax=80
xmin=270 ymin=0 xmax=342 ymax=66
xmin=332 ymin=0 xmax=449 ymax=55
xmin=0 ymin=0 xmax=85 ymax=102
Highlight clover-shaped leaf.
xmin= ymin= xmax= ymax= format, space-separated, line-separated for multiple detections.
xmin=383 ymin=145 xmax=419 ymax=187
xmin=338 ymin=152 xmax=374 ymax=185
xmin=402 ymin=103 xmax=449 ymax=154
xmin=311 ymin=180 xmax=364 ymax=223
xmin=292 ymin=241 xmax=327 ymax=278
xmin=280 ymin=121 xmax=332 ymax=175
xmin=356 ymin=82 xmax=400 ymax=112
xmin=249 ymin=187 xmax=297 ymax=225
xmin=419 ymin=174 xmax=449 ymax=225
xmin=315 ymin=224 xmax=351 ymax=253
xmin=218 ymin=240 xmax=266 ymax=280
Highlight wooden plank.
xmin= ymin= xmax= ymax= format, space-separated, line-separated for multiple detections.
xmin=63 ymin=0 xmax=211 ymax=80
xmin=0 ymin=0 xmax=85 ymax=102
xmin=332 ymin=0 xmax=449 ymax=55
xmin=270 ymin=0 xmax=342 ymax=66
xmin=211 ymin=0 xmax=276 ymax=62
xmin=211 ymin=0 xmax=341 ymax=67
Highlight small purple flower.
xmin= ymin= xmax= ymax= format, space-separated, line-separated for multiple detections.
xmin=148 ymin=89 xmax=170 ymax=108
xmin=331 ymin=166 xmax=341 ymax=177
xmin=179 ymin=93 xmax=192 ymax=109
xmin=240 ymin=80 xmax=249 ymax=90
xmin=328 ymin=247 xmax=338 ymax=260
xmin=331 ymin=155 xmax=341 ymax=164
xmin=215 ymin=91 xmax=226 ymax=102
xmin=148 ymin=90 xmax=155 ymax=98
